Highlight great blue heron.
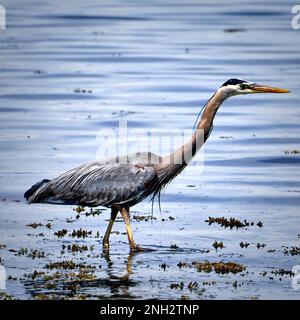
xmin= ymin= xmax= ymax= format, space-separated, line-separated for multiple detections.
xmin=24 ymin=79 xmax=289 ymax=251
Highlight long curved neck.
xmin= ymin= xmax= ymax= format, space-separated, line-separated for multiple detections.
xmin=160 ymin=88 xmax=227 ymax=168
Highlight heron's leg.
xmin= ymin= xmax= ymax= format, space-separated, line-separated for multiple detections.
xmin=120 ymin=207 xmax=141 ymax=251
xmin=102 ymin=207 xmax=119 ymax=250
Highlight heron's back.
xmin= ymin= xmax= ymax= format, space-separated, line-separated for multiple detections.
xmin=26 ymin=152 xmax=162 ymax=207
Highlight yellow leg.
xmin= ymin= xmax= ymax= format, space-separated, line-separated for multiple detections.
xmin=102 ymin=207 xmax=119 ymax=250
xmin=120 ymin=207 xmax=141 ymax=251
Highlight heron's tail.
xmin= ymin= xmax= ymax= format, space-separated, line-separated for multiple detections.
xmin=24 ymin=179 xmax=51 ymax=201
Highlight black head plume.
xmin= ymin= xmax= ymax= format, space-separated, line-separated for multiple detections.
xmin=221 ymin=78 xmax=247 ymax=87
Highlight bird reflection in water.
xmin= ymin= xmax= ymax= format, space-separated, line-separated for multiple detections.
xmin=100 ymin=250 xmax=137 ymax=298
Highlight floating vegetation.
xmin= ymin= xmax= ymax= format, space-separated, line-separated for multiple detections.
xmin=212 ymin=241 xmax=224 ymax=250
xmin=187 ymin=281 xmax=198 ymax=290
xmin=70 ymin=229 xmax=92 ymax=238
xmin=239 ymin=242 xmax=250 ymax=248
xmin=284 ymin=150 xmax=300 ymax=155
xmin=192 ymin=261 xmax=246 ymax=274
xmin=85 ymin=208 xmax=103 ymax=217
xmin=27 ymin=233 xmax=44 ymax=237
xmin=28 ymin=249 xmax=45 ymax=259
xmin=54 ymin=229 xmax=68 ymax=238
xmin=74 ymin=88 xmax=93 ymax=94
xmin=206 ymin=217 xmax=245 ymax=229
xmin=177 ymin=260 xmax=246 ymax=274
xmin=65 ymin=244 xmax=89 ymax=253
xmin=223 ymin=28 xmax=246 ymax=33
xmin=257 ymin=221 xmax=263 ymax=228
xmin=202 ymin=281 xmax=216 ymax=286
xmin=133 ymin=215 xmax=157 ymax=222
xmin=70 ymin=207 xmax=102 ymax=220
xmin=26 ymin=222 xmax=43 ymax=229
xmin=26 ymin=270 xmax=45 ymax=280
xmin=0 ymin=292 xmax=17 ymax=300
xmin=15 ymin=248 xmax=45 ymax=259
xmin=33 ymin=69 xmax=45 ymax=74
xmin=23 ymin=268 xmax=104 ymax=300
xmin=170 ymin=282 xmax=184 ymax=290
xmin=205 ymin=217 xmax=263 ymax=229
xmin=177 ymin=262 xmax=190 ymax=269
xmin=29 ymin=269 xmax=97 ymax=284
xmin=43 ymin=273 xmax=61 ymax=281
xmin=161 ymin=216 xmax=175 ymax=222
xmin=159 ymin=263 xmax=168 ymax=271
xmin=271 ymin=269 xmax=294 ymax=277
xmin=75 ymin=206 xmax=85 ymax=213
xmin=170 ymin=281 xmax=199 ymax=291
xmin=33 ymin=293 xmax=56 ymax=300
xmin=283 ymin=246 xmax=300 ymax=256
xmin=45 ymin=260 xmax=95 ymax=270
xmin=16 ymin=247 xmax=28 ymax=256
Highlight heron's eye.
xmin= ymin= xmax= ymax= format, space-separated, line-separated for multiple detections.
xmin=240 ymin=84 xmax=247 ymax=90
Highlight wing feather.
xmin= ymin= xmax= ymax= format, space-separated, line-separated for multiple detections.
xmin=28 ymin=161 xmax=158 ymax=207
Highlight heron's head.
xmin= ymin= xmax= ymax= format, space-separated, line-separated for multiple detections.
xmin=219 ymin=78 xmax=290 ymax=97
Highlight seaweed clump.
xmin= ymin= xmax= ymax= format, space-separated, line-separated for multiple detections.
xmin=212 ymin=241 xmax=224 ymax=250
xmin=26 ymin=223 xmax=43 ymax=229
xmin=192 ymin=261 xmax=246 ymax=274
xmin=170 ymin=282 xmax=184 ymax=290
xmin=133 ymin=215 xmax=157 ymax=222
xmin=54 ymin=229 xmax=68 ymax=238
xmin=271 ymin=269 xmax=294 ymax=277
xmin=45 ymin=260 xmax=95 ymax=270
xmin=177 ymin=260 xmax=246 ymax=274
xmin=65 ymin=244 xmax=88 ymax=253
xmin=283 ymin=246 xmax=300 ymax=256
xmin=205 ymin=217 xmax=263 ymax=229
xmin=70 ymin=229 xmax=92 ymax=238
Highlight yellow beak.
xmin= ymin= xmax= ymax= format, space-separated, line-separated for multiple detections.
xmin=250 ymin=84 xmax=290 ymax=93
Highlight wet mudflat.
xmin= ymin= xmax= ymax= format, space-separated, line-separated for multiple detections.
xmin=0 ymin=0 xmax=300 ymax=299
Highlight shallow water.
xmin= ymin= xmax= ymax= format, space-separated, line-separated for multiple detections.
xmin=0 ymin=0 xmax=300 ymax=300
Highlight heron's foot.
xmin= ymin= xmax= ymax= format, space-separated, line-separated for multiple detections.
xmin=129 ymin=244 xmax=153 ymax=252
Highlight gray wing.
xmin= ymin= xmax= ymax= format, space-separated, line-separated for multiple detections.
xmin=27 ymin=161 xmax=158 ymax=207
